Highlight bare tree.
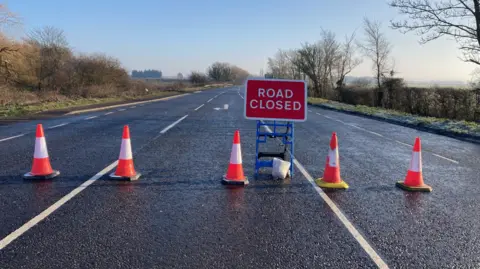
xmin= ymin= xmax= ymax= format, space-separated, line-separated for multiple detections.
xmin=358 ymin=18 xmax=392 ymax=105
xmin=189 ymin=71 xmax=208 ymax=85
xmin=230 ymin=65 xmax=249 ymax=84
xmin=292 ymin=42 xmax=323 ymax=96
xmin=207 ymin=62 xmax=232 ymax=82
xmin=177 ymin=72 xmax=184 ymax=80
xmin=389 ymin=0 xmax=480 ymax=65
xmin=336 ymin=31 xmax=363 ymax=87
xmin=267 ymin=49 xmax=304 ymax=80
xmin=27 ymin=26 xmax=71 ymax=90
xmin=0 ymin=4 xmax=20 ymax=32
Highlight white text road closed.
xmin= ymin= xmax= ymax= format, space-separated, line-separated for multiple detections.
xmin=244 ymin=79 xmax=307 ymax=121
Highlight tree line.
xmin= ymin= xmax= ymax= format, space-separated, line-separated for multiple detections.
xmin=189 ymin=62 xmax=249 ymax=85
xmin=131 ymin=69 xmax=162 ymax=78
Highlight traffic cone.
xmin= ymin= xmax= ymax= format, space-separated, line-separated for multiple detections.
xmin=23 ymin=124 xmax=60 ymax=180
xmin=222 ymin=130 xmax=248 ymax=185
xmin=315 ymin=132 xmax=348 ymax=189
xmin=396 ymin=137 xmax=432 ymax=192
xmin=109 ymin=125 xmax=141 ymax=181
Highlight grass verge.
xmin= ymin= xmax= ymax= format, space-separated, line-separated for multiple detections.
xmin=0 ymin=91 xmax=182 ymax=118
xmin=308 ymin=97 xmax=480 ymax=140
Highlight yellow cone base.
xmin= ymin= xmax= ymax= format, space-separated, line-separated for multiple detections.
xmin=315 ymin=178 xmax=349 ymax=189
xmin=109 ymin=172 xmax=141 ymax=181
xmin=222 ymin=175 xmax=249 ymax=186
xmin=23 ymin=170 xmax=60 ymax=180
xmin=396 ymin=181 xmax=432 ymax=192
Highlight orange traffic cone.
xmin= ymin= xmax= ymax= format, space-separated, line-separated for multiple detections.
xmin=396 ymin=137 xmax=432 ymax=192
xmin=315 ymin=132 xmax=348 ymax=189
xmin=222 ymin=130 xmax=248 ymax=185
xmin=109 ymin=125 xmax=141 ymax=181
xmin=24 ymin=124 xmax=60 ymax=180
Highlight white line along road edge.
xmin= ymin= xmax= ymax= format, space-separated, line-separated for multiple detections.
xmin=262 ymin=124 xmax=389 ymax=269
xmin=0 ymin=161 xmax=118 ymax=250
xmin=0 ymin=134 xmax=25 ymax=142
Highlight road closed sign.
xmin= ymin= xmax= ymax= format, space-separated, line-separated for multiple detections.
xmin=244 ymin=78 xmax=307 ymax=121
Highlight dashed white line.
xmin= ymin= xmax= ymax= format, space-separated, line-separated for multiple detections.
xmin=262 ymin=124 xmax=388 ymax=268
xmin=395 ymin=140 xmax=411 ymax=147
xmin=347 ymin=124 xmax=366 ymax=131
xmin=316 ymin=112 xmax=323 ymax=116
xmin=308 ymin=110 xmax=312 ymax=113
xmin=367 ymin=131 xmax=383 ymax=137
xmin=432 ymin=153 xmax=459 ymax=164
xmin=160 ymin=115 xmax=188 ymax=134
xmin=0 ymin=160 xmax=119 ymax=250
xmin=207 ymin=98 xmax=214 ymax=103
xmin=47 ymin=123 xmax=69 ymax=129
xmin=104 ymin=112 xmax=114 ymax=115
xmin=194 ymin=104 xmax=205 ymax=111
xmin=84 ymin=116 xmax=98 ymax=120
xmin=324 ymin=115 xmax=333 ymax=120
xmin=118 ymin=109 xmax=126 ymax=112
xmin=335 ymin=119 xmax=346 ymax=124
xmin=0 ymin=134 xmax=25 ymax=142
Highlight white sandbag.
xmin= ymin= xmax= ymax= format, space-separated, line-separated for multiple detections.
xmin=272 ymin=158 xmax=291 ymax=179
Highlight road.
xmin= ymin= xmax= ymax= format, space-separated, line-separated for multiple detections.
xmin=0 ymin=86 xmax=479 ymax=268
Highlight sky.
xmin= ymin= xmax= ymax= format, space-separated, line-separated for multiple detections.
xmin=7 ymin=0 xmax=477 ymax=82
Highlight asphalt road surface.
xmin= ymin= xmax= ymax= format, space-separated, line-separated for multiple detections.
xmin=0 ymin=87 xmax=479 ymax=268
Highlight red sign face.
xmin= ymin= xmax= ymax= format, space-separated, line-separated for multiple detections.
xmin=244 ymin=78 xmax=307 ymax=121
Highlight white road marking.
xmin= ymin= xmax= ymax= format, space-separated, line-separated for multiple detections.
xmin=367 ymin=131 xmax=383 ymax=137
xmin=160 ymin=115 xmax=188 ymax=134
xmin=313 ymin=111 xmax=459 ymax=165
xmin=0 ymin=134 xmax=25 ymax=142
xmin=262 ymin=124 xmax=388 ymax=268
xmin=130 ymin=106 xmax=136 ymax=108
xmin=324 ymin=115 xmax=333 ymax=120
xmin=0 ymin=161 xmax=119 ymax=250
xmin=308 ymin=110 xmax=312 ymax=113
xmin=207 ymin=98 xmax=213 ymax=103
xmin=84 ymin=116 xmax=98 ymax=120
xmin=139 ymin=104 xmax=145 ymax=106
xmin=118 ymin=109 xmax=126 ymax=112
xmin=194 ymin=104 xmax=205 ymax=111
xmin=316 ymin=112 xmax=323 ymax=116
xmin=104 ymin=112 xmax=114 ymax=115
xmin=194 ymin=91 xmax=202 ymax=93
xmin=395 ymin=140 xmax=411 ymax=147
xmin=347 ymin=124 xmax=366 ymax=131
xmin=293 ymin=159 xmax=389 ymax=269
xmin=47 ymin=123 xmax=69 ymax=129
xmin=432 ymin=153 xmax=459 ymax=164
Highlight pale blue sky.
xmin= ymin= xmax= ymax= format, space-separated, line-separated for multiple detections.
xmin=8 ymin=0 xmax=475 ymax=81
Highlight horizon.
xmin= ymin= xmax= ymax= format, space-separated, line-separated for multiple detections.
xmin=8 ymin=0 xmax=478 ymax=82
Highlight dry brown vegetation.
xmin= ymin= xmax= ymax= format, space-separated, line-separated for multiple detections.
xmin=0 ymin=24 xmax=180 ymax=108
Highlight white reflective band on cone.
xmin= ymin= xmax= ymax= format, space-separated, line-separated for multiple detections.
xmin=230 ymin=144 xmax=242 ymax=164
xmin=119 ymin=139 xmax=133 ymax=160
xmin=409 ymin=152 xmax=422 ymax=172
xmin=33 ymin=137 xmax=49 ymax=158
xmin=328 ymin=148 xmax=338 ymax=167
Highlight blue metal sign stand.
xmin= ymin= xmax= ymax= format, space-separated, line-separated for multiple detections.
xmin=255 ymin=120 xmax=294 ymax=177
